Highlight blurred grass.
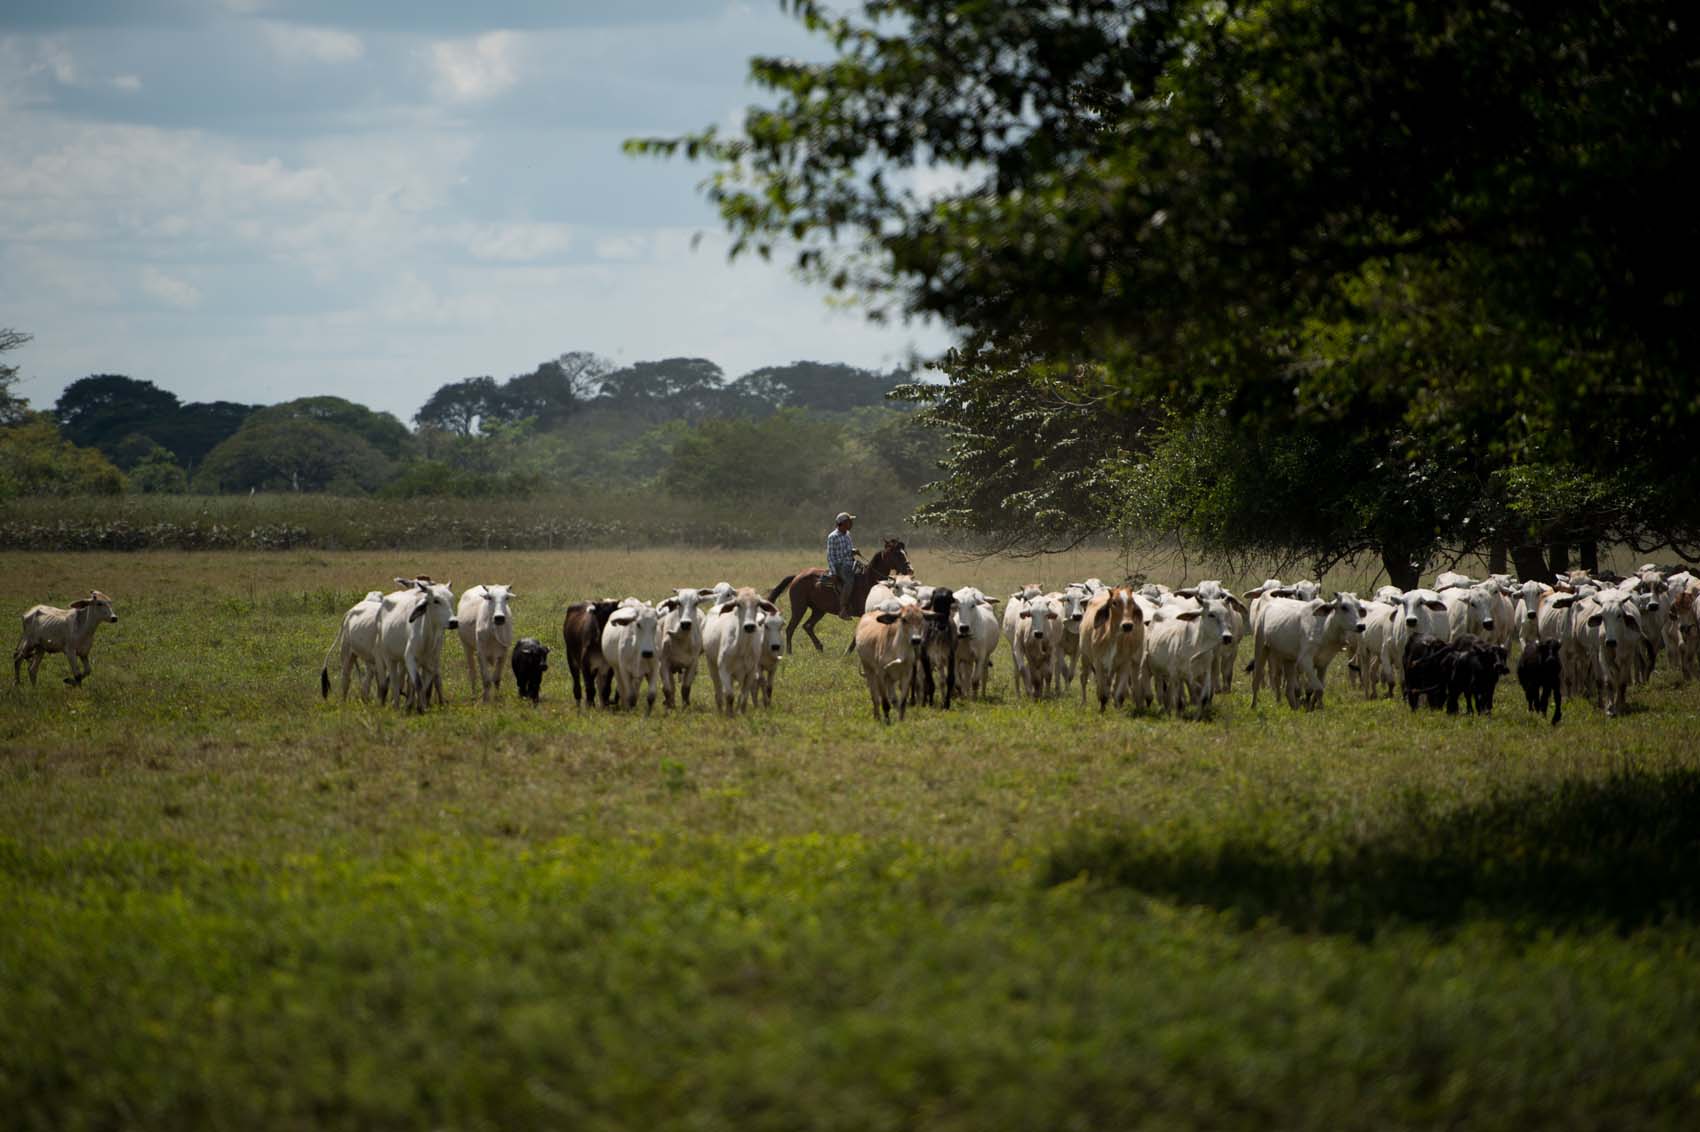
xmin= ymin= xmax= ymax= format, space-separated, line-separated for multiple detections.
xmin=3 ymin=548 xmax=1700 ymax=1129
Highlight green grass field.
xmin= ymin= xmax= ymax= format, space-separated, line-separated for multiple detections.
xmin=4 ymin=549 xmax=1699 ymax=1129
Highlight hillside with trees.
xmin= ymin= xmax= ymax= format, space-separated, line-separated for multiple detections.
xmin=0 ymin=328 xmax=942 ymax=541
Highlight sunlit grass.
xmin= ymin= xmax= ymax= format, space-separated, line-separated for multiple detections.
xmin=3 ymin=549 xmax=1699 ymax=1129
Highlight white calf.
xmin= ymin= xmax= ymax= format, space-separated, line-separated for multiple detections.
xmin=13 ymin=590 xmax=118 ymax=687
xmin=1013 ymin=594 xmax=1063 ymax=698
xmin=952 ymin=587 xmax=1000 ymax=699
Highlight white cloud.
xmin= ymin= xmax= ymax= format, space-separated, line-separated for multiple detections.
xmin=110 ymin=74 xmax=143 ymax=92
xmin=261 ymin=22 xmax=365 ymax=65
xmin=427 ymin=31 xmax=520 ymax=102
xmin=454 ymin=222 xmax=574 ymax=262
xmin=594 ymin=234 xmax=647 ymax=261
xmin=140 ymin=267 xmax=202 ymax=309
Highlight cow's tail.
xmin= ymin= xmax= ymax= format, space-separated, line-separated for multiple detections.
xmin=767 ymin=575 xmax=797 ymax=604
xmin=320 ymin=620 xmax=346 ymax=699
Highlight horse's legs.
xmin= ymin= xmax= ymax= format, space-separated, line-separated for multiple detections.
xmin=803 ymin=608 xmax=827 ymax=652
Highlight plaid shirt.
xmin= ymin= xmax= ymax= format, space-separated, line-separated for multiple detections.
xmin=827 ymin=528 xmax=856 ymax=575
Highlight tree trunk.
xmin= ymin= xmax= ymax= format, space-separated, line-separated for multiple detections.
xmin=1579 ymin=540 xmax=1599 ymax=573
xmin=1488 ymin=539 xmax=1508 ymax=576
xmin=1381 ymin=547 xmax=1419 ymax=592
xmin=1547 ymin=542 xmax=1570 ymax=576
xmin=1512 ymin=544 xmax=1551 ymax=583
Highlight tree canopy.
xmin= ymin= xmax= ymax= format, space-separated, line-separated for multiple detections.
xmin=635 ymin=0 xmax=1700 ymax=580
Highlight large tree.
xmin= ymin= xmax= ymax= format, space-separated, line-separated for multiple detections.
xmin=635 ymin=0 xmax=1700 ymax=573
xmin=243 ymin=397 xmax=414 ymax=462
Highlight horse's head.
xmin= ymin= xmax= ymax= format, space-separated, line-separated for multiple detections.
xmin=878 ymin=537 xmax=912 ymax=577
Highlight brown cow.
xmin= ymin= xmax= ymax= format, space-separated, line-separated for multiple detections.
xmin=562 ymin=599 xmax=621 ymax=706
xmin=854 ymin=600 xmax=925 ymax=723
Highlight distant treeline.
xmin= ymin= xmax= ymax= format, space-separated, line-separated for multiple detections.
xmin=0 ymin=349 xmax=945 ymax=528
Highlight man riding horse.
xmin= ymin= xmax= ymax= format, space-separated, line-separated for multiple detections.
xmin=765 ymin=515 xmax=913 ymax=652
xmin=825 ymin=511 xmax=863 ymax=616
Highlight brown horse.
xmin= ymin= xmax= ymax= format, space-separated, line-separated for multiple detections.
xmin=766 ymin=538 xmax=914 ymax=652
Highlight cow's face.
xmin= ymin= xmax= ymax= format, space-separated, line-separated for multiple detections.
xmin=74 ymin=591 xmax=118 ymax=623
xmin=718 ymin=593 xmax=777 ymax=636
xmin=483 ymin=584 xmax=513 ymax=626
xmin=760 ymin=610 xmax=786 ymax=655
xmin=659 ymin=588 xmax=707 ymax=636
xmin=610 ymin=603 xmax=661 ymax=658
xmin=1056 ymin=588 xmax=1087 ymax=626
xmin=1020 ymin=598 xmax=1060 ymax=640
xmin=1318 ymin=593 xmax=1367 ymax=635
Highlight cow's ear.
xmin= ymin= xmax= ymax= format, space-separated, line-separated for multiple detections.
xmin=876 ymin=613 xmax=899 ymax=624
xmin=1243 ymin=587 xmax=1266 ymax=600
xmin=70 ymin=599 xmax=89 ymax=609
xmin=483 ymin=591 xmax=495 ymax=600
xmin=1019 ymin=610 xmax=1032 ymax=619
xmin=1625 ymin=613 xmax=1641 ymax=633
xmin=1588 ymin=613 xmax=1604 ymax=627
xmin=1313 ymin=603 xmax=1335 ymax=616
xmin=394 ymin=577 xmax=414 ymax=589
xmin=1386 ymin=607 xmax=1398 ymax=623
xmin=717 ymin=602 xmax=737 ymax=615
xmin=1551 ymin=596 xmax=1576 ymax=609
xmin=759 ymin=600 xmax=778 ymax=614
xmin=408 ymin=600 xmax=428 ymax=623
xmin=696 ymin=588 xmax=716 ymax=600
xmin=658 ymin=599 xmax=678 ymax=612
xmin=610 ymin=609 xmax=638 ymax=625
xmin=1093 ymin=604 xmax=1111 ymax=625
xmin=1177 ymin=610 xmax=1201 ymax=622
xmin=1225 ymin=596 xmax=1248 ymax=615
xmin=1176 ymin=588 xmax=1197 ymax=598
xmin=1424 ymin=600 xmax=1448 ymax=611
xmin=1270 ymin=588 xmax=1295 ymax=599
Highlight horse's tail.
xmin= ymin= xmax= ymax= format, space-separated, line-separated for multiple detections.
xmin=767 ymin=575 xmax=798 ymax=604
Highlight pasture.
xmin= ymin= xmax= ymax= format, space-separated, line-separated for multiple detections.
xmin=4 ymin=548 xmax=1700 ymax=1130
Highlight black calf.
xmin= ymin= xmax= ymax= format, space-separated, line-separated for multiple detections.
xmin=1517 ymin=638 xmax=1563 ymax=725
xmin=511 ymin=637 xmax=550 ymax=703
xmin=1403 ymin=633 xmax=1509 ymax=715
xmin=918 ymin=588 xmax=960 ymax=709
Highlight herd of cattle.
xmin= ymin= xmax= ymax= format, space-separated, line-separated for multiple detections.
xmin=11 ymin=563 xmax=1694 ymax=725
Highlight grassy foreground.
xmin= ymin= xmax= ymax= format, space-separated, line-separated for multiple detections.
xmin=3 ymin=549 xmax=1699 ymax=1129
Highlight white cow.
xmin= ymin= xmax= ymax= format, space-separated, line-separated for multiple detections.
xmin=952 ymin=587 xmax=1000 ymax=699
xmin=1662 ymin=573 xmax=1699 ymax=683
xmin=13 ymin=590 xmax=118 ymax=687
xmin=1250 ymin=593 xmax=1367 ymax=709
xmin=601 ymin=600 xmax=662 ymax=714
xmin=657 ymin=586 xmax=716 ymax=709
xmin=1049 ymin=587 xmax=1090 ymax=687
xmin=1509 ymin=579 xmax=1555 ymax=655
xmin=456 ymin=583 xmax=515 ymax=703
xmin=702 ymin=588 xmax=778 ymax=715
xmin=1353 ymin=599 xmax=1398 ymax=698
xmin=1177 ymin=581 xmax=1248 ymax=692
xmin=1012 ymin=593 xmax=1063 ymax=698
xmin=320 ymin=590 xmax=385 ymax=701
xmin=1144 ymin=597 xmax=1235 ymax=717
xmin=1000 ymin=587 xmax=1043 ymax=692
xmin=376 ymin=578 xmax=458 ymax=713
xmin=1574 ymin=590 xmax=1644 ymax=717
xmin=1386 ymin=589 xmax=1452 ymax=684
xmin=755 ymin=607 xmax=787 ymax=707
xmin=1437 ymin=583 xmax=1498 ymax=642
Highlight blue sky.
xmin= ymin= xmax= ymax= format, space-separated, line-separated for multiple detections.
xmin=0 ymin=0 xmax=950 ymax=421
